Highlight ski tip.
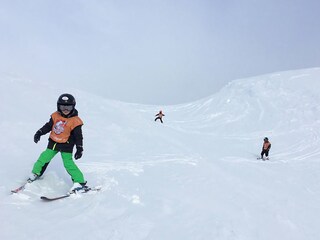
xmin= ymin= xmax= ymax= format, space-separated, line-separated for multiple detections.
xmin=40 ymin=196 xmax=50 ymax=201
xmin=11 ymin=186 xmax=25 ymax=194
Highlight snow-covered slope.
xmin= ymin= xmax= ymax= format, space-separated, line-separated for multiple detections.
xmin=0 ymin=68 xmax=320 ymax=240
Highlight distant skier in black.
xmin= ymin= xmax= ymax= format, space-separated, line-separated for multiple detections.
xmin=260 ymin=137 xmax=271 ymax=160
xmin=154 ymin=110 xmax=165 ymax=123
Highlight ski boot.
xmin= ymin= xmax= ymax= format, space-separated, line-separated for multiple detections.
xmin=69 ymin=182 xmax=89 ymax=194
xmin=27 ymin=173 xmax=39 ymax=183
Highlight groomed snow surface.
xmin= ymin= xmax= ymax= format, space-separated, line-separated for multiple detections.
xmin=1 ymin=68 xmax=320 ymax=240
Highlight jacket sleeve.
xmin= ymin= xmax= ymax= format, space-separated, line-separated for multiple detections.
xmin=268 ymin=144 xmax=271 ymax=150
xmin=39 ymin=117 xmax=53 ymax=135
xmin=72 ymin=125 xmax=83 ymax=148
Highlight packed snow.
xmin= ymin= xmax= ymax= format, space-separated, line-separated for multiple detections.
xmin=1 ymin=68 xmax=320 ymax=240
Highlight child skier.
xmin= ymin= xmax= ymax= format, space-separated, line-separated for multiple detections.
xmin=154 ymin=110 xmax=165 ymax=123
xmin=28 ymin=93 xmax=88 ymax=193
xmin=260 ymin=137 xmax=271 ymax=160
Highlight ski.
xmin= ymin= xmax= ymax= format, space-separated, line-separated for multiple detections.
xmin=40 ymin=186 xmax=101 ymax=202
xmin=11 ymin=176 xmax=41 ymax=194
xmin=41 ymin=194 xmax=70 ymax=201
xmin=11 ymin=182 xmax=29 ymax=194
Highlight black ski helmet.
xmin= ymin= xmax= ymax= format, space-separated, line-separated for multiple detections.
xmin=57 ymin=93 xmax=76 ymax=115
xmin=264 ymin=137 xmax=269 ymax=141
xmin=57 ymin=93 xmax=76 ymax=106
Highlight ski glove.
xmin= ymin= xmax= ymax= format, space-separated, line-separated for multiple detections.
xmin=34 ymin=130 xmax=42 ymax=143
xmin=74 ymin=146 xmax=83 ymax=160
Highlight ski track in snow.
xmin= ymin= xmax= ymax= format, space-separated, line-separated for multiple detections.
xmin=80 ymin=155 xmax=198 ymax=176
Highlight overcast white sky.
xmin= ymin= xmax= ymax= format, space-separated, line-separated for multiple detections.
xmin=1 ymin=0 xmax=319 ymax=104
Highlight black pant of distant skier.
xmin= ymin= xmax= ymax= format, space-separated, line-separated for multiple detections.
xmin=261 ymin=149 xmax=270 ymax=159
xmin=154 ymin=116 xmax=163 ymax=123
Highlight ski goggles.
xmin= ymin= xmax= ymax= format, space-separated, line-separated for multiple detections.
xmin=59 ymin=105 xmax=74 ymax=111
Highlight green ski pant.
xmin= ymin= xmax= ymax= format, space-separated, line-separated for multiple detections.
xmin=32 ymin=148 xmax=85 ymax=183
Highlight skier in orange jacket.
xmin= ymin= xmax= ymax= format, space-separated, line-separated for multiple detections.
xmin=28 ymin=93 xmax=88 ymax=193
xmin=154 ymin=110 xmax=165 ymax=123
xmin=260 ymin=137 xmax=271 ymax=160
